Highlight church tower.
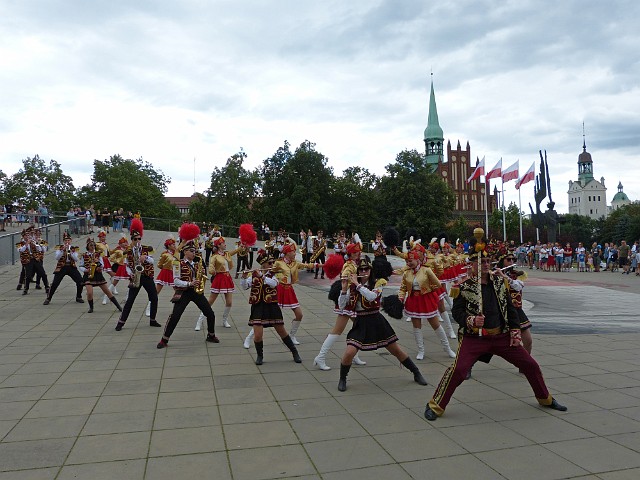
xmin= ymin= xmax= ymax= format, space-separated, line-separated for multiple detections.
xmin=423 ymin=75 xmax=444 ymax=172
xmin=567 ymin=126 xmax=607 ymax=219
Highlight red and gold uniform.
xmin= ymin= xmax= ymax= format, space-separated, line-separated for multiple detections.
xmin=79 ymin=251 xmax=107 ymax=286
xmin=398 ymin=260 xmax=442 ymax=319
xmin=208 ymin=238 xmax=238 ymax=294
xmin=155 ymin=247 xmax=179 ymax=286
xmin=272 ymin=244 xmax=315 ymax=309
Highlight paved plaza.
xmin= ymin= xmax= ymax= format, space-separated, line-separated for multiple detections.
xmin=1 ymin=228 xmax=640 ymax=479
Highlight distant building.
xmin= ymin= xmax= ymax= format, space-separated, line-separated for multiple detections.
xmin=165 ymin=194 xmax=199 ymax=216
xmin=423 ymin=78 xmax=496 ymax=223
xmin=567 ymin=139 xmax=607 ymax=219
xmin=610 ymin=181 xmax=632 ymax=212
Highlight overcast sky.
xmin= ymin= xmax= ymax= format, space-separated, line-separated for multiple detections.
xmin=2 ymin=0 xmax=639 ymax=215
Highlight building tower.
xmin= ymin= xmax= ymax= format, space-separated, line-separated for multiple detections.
xmin=567 ymin=127 xmax=607 ymax=219
xmin=423 ymin=75 xmax=444 ymax=172
xmin=610 ymin=182 xmax=631 ymax=212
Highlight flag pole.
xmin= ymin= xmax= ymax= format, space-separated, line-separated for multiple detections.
xmin=501 ymin=167 xmax=506 ymax=241
xmin=485 ymin=176 xmax=489 ymax=239
xmin=518 ymin=186 xmax=523 ymax=243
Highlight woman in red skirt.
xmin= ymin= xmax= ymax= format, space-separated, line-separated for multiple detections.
xmin=108 ymin=236 xmax=130 ymax=298
xmin=195 ymin=236 xmax=238 ymax=330
xmin=147 ymin=236 xmax=179 ymax=316
xmin=399 ymin=251 xmax=456 ymax=360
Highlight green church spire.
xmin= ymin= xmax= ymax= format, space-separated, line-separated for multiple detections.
xmin=424 ymin=75 xmax=444 ymax=171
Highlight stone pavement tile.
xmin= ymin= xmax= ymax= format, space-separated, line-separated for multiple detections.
xmin=316 ymin=377 xmax=386 ymax=397
xmin=93 ymin=393 xmax=157 ymax=414
xmin=224 ymin=420 xmax=298 ymax=450
xmin=65 ymin=431 xmax=150 ymax=464
xmin=335 ymin=392 xmax=405 ymax=414
xmin=56 ymin=370 xmax=112 ymax=384
xmin=261 ymin=370 xmax=320 ymax=386
xmin=216 ymin=386 xmax=274 ymax=405
xmin=585 ymin=360 xmax=640 ymax=373
xmin=4 ymin=415 xmax=87 ymax=442
xmin=614 ymin=406 xmax=640 ymax=422
xmin=81 ymin=410 xmax=155 ymax=435
xmin=156 ymin=390 xmax=217 ymax=409
xmin=352 ymin=408 xmax=426 ymax=435
xmin=501 ymin=415 xmax=595 ymax=443
xmin=0 ymin=418 xmax=19 ymax=438
xmin=0 ymin=354 xmax=38 ymax=365
xmin=376 ymin=428 xmax=467 ymax=462
xmin=25 ymin=397 xmax=98 ymax=419
xmin=464 ymin=398 xmax=550 ymax=421
xmin=67 ymin=359 xmax=119 ymax=372
xmin=16 ymin=361 xmax=73 ymax=375
xmin=444 ymin=421 xmax=537 ymax=454
xmin=102 ymin=378 xmax=160 ymax=396
xmin=0 ymin=468 xmax=58 ymax=479
xmin=161 ymin=365 xmax=211 ymax=378
xmin=544 ymin=375 xmax=608 ymax=395
xmin=0 ymin=364 xmax=22 ymax=376
xmin=162 ymin=355 xmax=210 ymax=368
xmin=322 ymin=463 xmax=412 ymax=480
xmin=607 ymin=432 xmax=640 ymax=453
xmin=116 ymin=357 xmax=165 ymax=369
xmin=149 ymin=425 xmax=225 ymax=456
xmin=561 ymin=410 xmax=640 ymax=436
xmin=279 ymin=396 xmax=348 ymax=420
xmin=415 ymin=402 xmax=496 ymax=427
xmin=228 ymin=444 xmax=316 ymax=480
xmin=30 ymin=353 xmax=79 ymax=363
xmin=477 ymin=444 xmax=589 ymax=480
xmin=8 ymin=338 xmax=53 ymax=347
xmin=304 ymin=436 xmax=394 ymax=474
xmin=270 ymin=383 xmax=331 ymax=402
xmin=153 ymin=405 xmax=220 ymax=430
xmin=0 ymin=386 xmax=48 ymax=402
xmin=598 ymin=469 xmax=640 ymax=480
xmin=0 ymin=401 xmax=35 ymax=421
xmin=449 ymin=380 xmax=515 ymax=403
xmin=570 ymin=389 xmax=640 ymax=409
xmin=42 ymin=382 xmax=106 ymax=399
xmin=400 ymin=454 xmax=502 ymax=480
xmin=557 ymin=352 xmax=612 ymax=364
xmin=584 ymin=373 xmax=640 ymax=389
xmin=57 ymin=459 xmax=146 ymax=480
xmin=213 ymin=373 xmax=268 ymax=389
xmin=210 ymin=353 xmax=255 ymax=366
xmin=110 ymin=367 xmax=162 ymax=381
xmin=289 ymin=414 xmax=369 ymax=443
xmin=160 ymin=376 xmax=214 ymax=393
xmin=547 ymin=437 xmax=640 ymax=474
xmin=0 ymin=438 xmax=75 ymax=471
xmin=2 ymin=346 xmax=47 ymax=356
xmin=146 ymin=452 xmax=231 ymax=480
xmin=219 ymin=401 xmax=286 ymax=425
xmin=208 ymin=362 xmax=260 ymax=376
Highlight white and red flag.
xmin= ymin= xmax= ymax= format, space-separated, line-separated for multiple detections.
xmin=502 ymin=160 xmax=519 ymax=183
xmin=485 ymin=158 xmax=502 ymax=180
xmin=466 ymin=156 xmax=485 ymax=183
xmin=515 ymin=162 xmax=535 ymax=190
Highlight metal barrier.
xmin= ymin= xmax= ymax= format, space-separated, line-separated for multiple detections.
xmin=0 ymin=219 xmax=79 ymax=266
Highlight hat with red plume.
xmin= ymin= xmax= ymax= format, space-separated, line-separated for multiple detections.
xmin=238 ymin=224 xmax=257 ymax=247
xmin=282 ymin=242 xmax=296 ymax=254
xmin=323 ymin=253 xmax=345 ymax=280
xmin=346 ymin=242 xmax=362 ymax=255
xmin=178 ymin=223 xmax=200 ymax=249
xmin=129 ymin=218 xmax=144 ymax=238
xmin=213 ymin=236 xmax=225 ymax=246
xmin=407 ymin=250 xmax=422 ymax=261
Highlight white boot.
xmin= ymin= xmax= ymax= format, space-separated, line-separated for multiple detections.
xmin=413 ymin=328 xmax=425 ymax=360
xmin=243 ymin=329 xmax=254 ymax=349
xmin=405 ymin=316 xmax=411 ymax=322
xmin=112 ymin=282 xmax=119 ymax=295
xmin=313 ymin=333 xmax=339 ymax=370
xmin=195 ymin=312 xmax=205 ymax=331
xmin=222 ymin=306 xmax=231 ymax=328
xmin=435 ymin=325 xmax=456 ymax=358
xmin=443 ymin=293 xmax=453 ymax=310
xmin=101 ymin=294 xmax=108 ymax=305
xmin=352 ymin=353 xmax=367 ymax=366
xmin=289 ymin=320 xmax=301 ymax=345
xmin=439 ymin=310 xmax=457 ymax=339
xmin=145 ymin=301 xmax=151 ymax=317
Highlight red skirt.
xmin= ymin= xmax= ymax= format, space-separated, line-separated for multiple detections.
xmin=435 ymin=285 xmax=448 ymax=301
xmin=155 ymin=269 xmax=174 ymax=286
xmin=277 ymin=283 xmax=299 ymax=309
xmin=210 ymin=271 xmax=235 ymax=293
xmin=440 ymin=266 xmax=457 ymax=282
xmin=113 ymin=264 xmax=130 ymax=281
xmin=403 ymin=290 xmax=439 ymax=319
xmin=102 ymin=256 xmax=112 ymax=270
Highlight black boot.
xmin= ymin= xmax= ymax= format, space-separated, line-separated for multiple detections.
xmin=255 ymin=341 xmax=264 ymax=365
xmin=401 ymin=357 xmax=428 ymax=386
xmin=17 ymin=284 xmax=23 ymax=290
xmin=282 ymin=335 xmax=302 ymax=363
xmin=110 ymin=296 xmax=123 ymax=312
xmin=87 ymin=300 xmax=94 ymax=313
xmin=338 ymin=363 xmax=351 ymax=392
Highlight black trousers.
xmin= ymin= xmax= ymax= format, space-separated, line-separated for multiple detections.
xmin=48 ymin=266 xmax=83 ymax=299
xmin=162 ymin=289 xmax=216 ymax=341
xmin=24 ymin=260 xmax=49 ymax=291
xmin=236 ymin=255 xmax=250 ymax=274
xmin=205 ymin=248 xmax=212 ymax=267
xmin=119 ymin=275 xmax=158 ymax=323
xmin=315 ymin=253 xmax=326 ymax=275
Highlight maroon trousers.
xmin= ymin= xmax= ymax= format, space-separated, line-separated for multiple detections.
xmin=428 ymin=333 xmax=552 ymax=415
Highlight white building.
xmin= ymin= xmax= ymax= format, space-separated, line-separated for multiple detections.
xmin=567 ymin=140 xmax=607 ymax=219
xmin=610 ymin=181 xmax=632 ymax=212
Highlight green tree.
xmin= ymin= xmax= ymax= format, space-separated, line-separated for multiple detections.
xmin=330 ymin=166 xmax=380 ymax=240
xmin=3 ymin=155 xmax=75 ymax=211
xmin=446 ymin=215 xmax=472 ymax=243
xmin=189 ymin=151 xmax=261 ymax=227
xmin=377 ymin=149 xmax=455 ymax=238
xmin=489 ymin=202 xmax=522 ymax=241
xmin=76 ymin=155 xmax=180 ymax=220
xmin=557 ymin=214 xmax=596 ymax=245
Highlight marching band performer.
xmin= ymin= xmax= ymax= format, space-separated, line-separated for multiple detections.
xmin=157 ymin=224 xmax=219 ymax=348
xmin=241 ymin=249 xmax=301 ymax=365
xmin=398 ymin=250 xmax=457 ymax=360
xmin=78 ymin=238 xmax=122 ymax=313
xmin=108 ymin=236 xmax=130 ymax=297
xmin=336 ymin=256 xmax=428 ymax=391
xmin=312 ymin=230 xmax=327 ymax=279
xmin=234 ymin=241 xmax=250 ymax=279
xmin=17 ymin=226 xmax=50 ymax=295
xmin=114 ymin=219 xmax=160 ymax=330
xmin=43 ymin=231 xmax=85 ymax=305
xmin=314 ymin=238 xmax=367 ymax=370
xmin=145 ymin=236 xmax=181 ymax=316
xmin=195 ymin=235 xmax=239 ymax=330
xmin=30 ymin=228 xmax=49 ymax=291
xmin=370 ymin=230 xmax=388 ymax=260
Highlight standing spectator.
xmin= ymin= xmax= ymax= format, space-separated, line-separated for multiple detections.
xmin=631 ymin=241 xmax=639 ymax=274
xmin=539 ymin=243 xmax=549 ymax=271
xmin=577 ymin=248 xmax=586 ymax=272
xmin=554 ymin=243 xmax=564 ymax=272
xmin=66 ymin=207 xmax=76 ymax=234
xmin=603 ymin=243 xmax=611 ymax=270
xmin=100 ymin=207 xmax=110 ymax=233
xmin=264 ymin=224 xmax=270 ymax=240
xmin=609 ymin=244 xmax=619 ymax=272
xmin=563 ymin=243 xmax=573 ymax=272
xmin=534 ymin=241 xmax=541 ymax=269
xmin=591 ymin=243 xmax=601 ymax=272
xmin=0 ymin=204 xmax=6 ymax=231
xmin=618 ymin=240 xmax=630 ymax=275
xmin=38 ymin=204 xmax=48 ymax=227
